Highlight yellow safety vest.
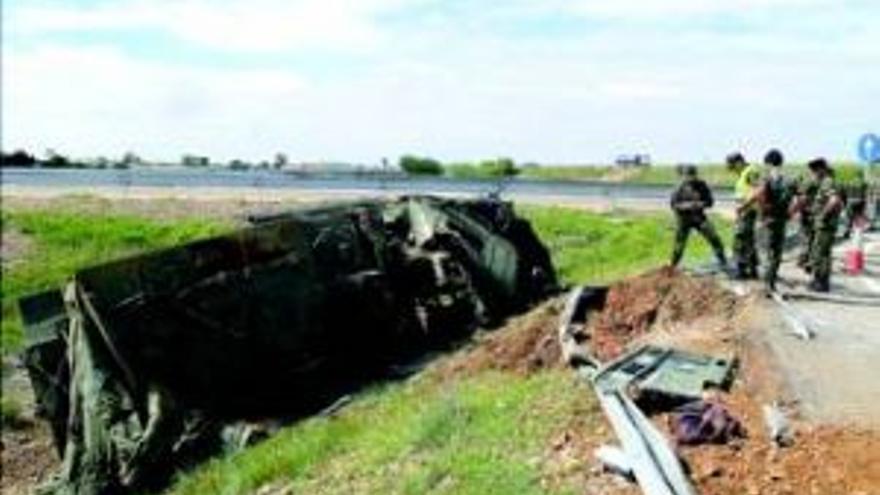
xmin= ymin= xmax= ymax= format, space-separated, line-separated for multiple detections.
xmin=735 ymin=163 xmax=762 ymax=202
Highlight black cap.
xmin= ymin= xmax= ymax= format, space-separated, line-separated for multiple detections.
xmin=764 ymin=149 xmax=784 ymax=167
xmin=725 ymin=152 xmax=745 ymax=166
xmin=807 ymin=157 xmax=829 ymax=171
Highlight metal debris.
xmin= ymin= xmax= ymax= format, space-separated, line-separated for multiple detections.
xmin=763 ymin=403 xmax=794 ymax=447
xmin=770 ymin=292 xmax=815 ymax=340
xmin=595 ymin=388 xmax=698 ymax=495
xmin=593 ymin=345 xmax=736 ymax=405
xmin=595 ymin=444 xmax=635 ymax=480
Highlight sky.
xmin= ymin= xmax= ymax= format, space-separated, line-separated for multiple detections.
xmin=2 ymin=0 xmax=879 ymax=165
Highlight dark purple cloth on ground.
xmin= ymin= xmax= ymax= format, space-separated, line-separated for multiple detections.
xmin=669 ymin=400 xmax=745 ymax=445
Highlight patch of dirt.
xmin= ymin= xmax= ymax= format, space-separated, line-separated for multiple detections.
xmin=1 ymin=422 xmax=59 ymax=495
xmin=589 ymin=267 xmax=737 ymax=361
xmin=1 ymin=229 xmax=34 ymax=269
xmin=437 ymin=298 xmax=564 ymax=378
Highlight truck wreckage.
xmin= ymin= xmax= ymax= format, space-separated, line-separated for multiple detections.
xmin=18 ymin=195 xmax=557 ymax=494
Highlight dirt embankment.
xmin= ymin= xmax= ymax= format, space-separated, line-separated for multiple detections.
xmin=439 ymin=298 xmax=565 ymax=377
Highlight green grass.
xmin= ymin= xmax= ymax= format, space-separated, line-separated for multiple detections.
xmin=169 ymin=370 xmax=599 ymax=495
xmin=1 ymin=395 xmax=25 ymax=427
xmin=519 ymin=205 xmax=732 ymax=284
xmin=1 ymin=209 xmax=229 ymax=353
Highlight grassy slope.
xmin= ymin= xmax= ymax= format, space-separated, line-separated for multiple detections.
xmin=0 ymin=201 xmax=731 ymax=494
xmin=171 ymin=371 xmax=602 ymax=495
xmin=1 ymin=209 xmax=228 ymax=353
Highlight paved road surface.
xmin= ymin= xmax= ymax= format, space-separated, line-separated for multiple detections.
xmin=762 ymin=231 xmax=880 ymax=427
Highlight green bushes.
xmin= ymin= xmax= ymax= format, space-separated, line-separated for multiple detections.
xmin=399 ymin=155 xmax=519 ymax=179
xmin=399 ymin=155 xmax=443 ymax=176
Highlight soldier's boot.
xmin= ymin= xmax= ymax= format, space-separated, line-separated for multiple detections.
xmin=808 ymin=275 xmax=830 ymax=293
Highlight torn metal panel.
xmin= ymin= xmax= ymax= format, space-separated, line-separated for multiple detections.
xmin=593 ymin=345 xmax=735 ymax=404
xmin=595 ymin=388 xmax=698 ymax=495
xmin=595 ymin=444 xmax=635 ymax=480
xmin=557 ymin=285 xmax=607 ymax=370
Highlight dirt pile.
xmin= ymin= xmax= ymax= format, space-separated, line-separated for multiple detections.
xmin=441 ymin=298 xmax=564 ymax=377
xmin=589 ymin=267 xmax=736 ymax=361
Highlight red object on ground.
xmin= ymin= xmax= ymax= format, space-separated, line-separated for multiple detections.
xmin=845 ymin=248 xmax=865 ymax=275
xmin=845 ymin=227 xmax=866 ymax=275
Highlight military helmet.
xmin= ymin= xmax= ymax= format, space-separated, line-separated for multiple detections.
xmin=764 ymin=149 xmax=784 ymax=167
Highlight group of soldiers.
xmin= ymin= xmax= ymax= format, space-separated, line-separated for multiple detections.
xmin=669 ymin=150 xmax=871 ymax=293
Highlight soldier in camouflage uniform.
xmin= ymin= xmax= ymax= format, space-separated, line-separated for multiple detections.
xmin=806 ymin=158 xmax=844 ymax=292
xmin=792 ymin=173 xmax=819 ymax=272
xmin=727 ymin=152 xmax=761 ymax=279
xmin=669 ymin=165 xmax=728 ymax=268
xmin=745 ymin=149 xmax=792 ymax=292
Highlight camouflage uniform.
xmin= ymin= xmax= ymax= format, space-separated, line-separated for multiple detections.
xmin=733 ymin=163 xmax=762 ymax=278
xmin=809 ymin=175 xmax=842 ymax=291
xmin=757 ymin=169 xmax=794 ymax=291
xmin=669 ymin=175 xmax=727 ymax=267
xmin=795 ymin=175 xmax=819 ymax=270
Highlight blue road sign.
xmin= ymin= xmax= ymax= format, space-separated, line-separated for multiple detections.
xmin=858 ymin=133 xmax=880 ymax=164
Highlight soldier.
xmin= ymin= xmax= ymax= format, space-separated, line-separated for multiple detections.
xmin=806 ymin=158 xmax=844 ymax=292
xmin=744 ymin=149 xmax=792 ymax=292
xmin=790 ymin=172 xmax=819 ymax=272
xmin=669 ymin=165 xmax=728 ymax=269
xmin=728 ymin=152 xmax=762 ymax=279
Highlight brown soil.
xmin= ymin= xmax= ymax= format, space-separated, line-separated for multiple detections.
xmin=589 ymin=267 xmax=737 ymax=361
xmin=437 ymin=298 xmax=565 ymax=378
xmin=1 ymin=421 xmax=58 ymax=495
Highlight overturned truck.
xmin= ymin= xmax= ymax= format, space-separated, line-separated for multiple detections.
xmin=19 ymin=195 xmax=557 ymax=494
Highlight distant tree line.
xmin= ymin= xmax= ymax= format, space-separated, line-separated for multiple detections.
xmin=1 ymin=148 xmax=295 ymax=171
xmin=398 ymin=155 xmax=520 ymax=178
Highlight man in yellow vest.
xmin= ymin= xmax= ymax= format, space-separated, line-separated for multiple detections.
xmin=727 ymin=152 xmax=762 ymax=279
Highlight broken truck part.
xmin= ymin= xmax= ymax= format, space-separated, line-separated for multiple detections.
xmin=18 ymin=195 xmax=557 ymax=495
xmin=593 ymin=346 xmax=736 ymax=407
